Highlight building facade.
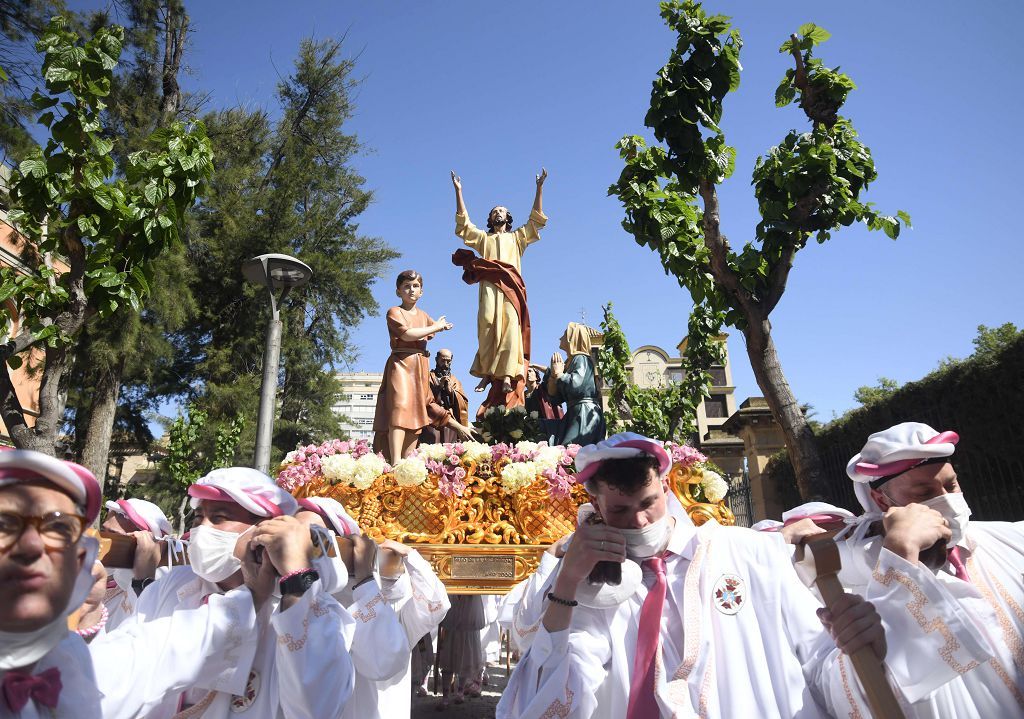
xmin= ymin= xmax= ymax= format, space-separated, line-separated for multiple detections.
xmin=333 ymin=372 xmax=384 ymax=442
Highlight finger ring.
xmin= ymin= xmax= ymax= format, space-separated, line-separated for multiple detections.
xmin=600 ymin=540 xmax=605 ymax=551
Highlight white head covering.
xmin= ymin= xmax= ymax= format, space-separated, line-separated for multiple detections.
xmin=296 ymin=496 xmax=360 ymax=536
xmin=575 ymin=432 xmax=671 ymax=493
xmin=187 ymin=466 xmax=299 ymax=517
xmin=846 ymin=422 xmax=959 ymax=512
xmin=104 ymin=498 xmax=173 ymax=538
xmin=0 ymin=449 xmax=102 ymax=523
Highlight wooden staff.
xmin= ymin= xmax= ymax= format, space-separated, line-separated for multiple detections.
xmin=796 ymin=535 xmax=907 ymax=719
xmin=93 ymin=530 xmax=404 ymax=576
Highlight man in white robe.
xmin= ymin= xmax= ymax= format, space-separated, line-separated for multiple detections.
xmin=497 ymin=433 xmax=897 ymax=719
xmin=99 ymin=498 xmax=176 ymax=631
xmin=839 ymin=422 xmax=1022 ymax=717
xmin=93 ymin=467 xmax=356 ymax=719
xmin=296 ymin=496 xmax=450 ymax=719
xmin=0 ymin=450 xmax=103 ymax=719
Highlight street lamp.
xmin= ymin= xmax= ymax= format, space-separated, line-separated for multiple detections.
xmin=242 ymin=253 xmax=313 ymax=474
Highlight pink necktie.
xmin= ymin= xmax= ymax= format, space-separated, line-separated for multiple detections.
xmin=2 ymin=667 xmax=62 ymax=712
xmin=948 ymin=546 xmax=971 ymax=582
xmin=626 ymin=555 xmax=667 ymax=719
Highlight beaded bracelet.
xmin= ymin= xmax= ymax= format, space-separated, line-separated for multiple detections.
xmin=279 ymin=567 xmax=315 ymax=583
xmin=75 ymin=604 xmax=109 ymax=639
xmin=546 ymin=591 xmax=578 ymax=607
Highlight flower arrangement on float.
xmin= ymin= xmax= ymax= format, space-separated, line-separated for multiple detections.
xmin=277 ymin=436 xmax=727 ymax=504
xmin=663 ymin=441 xmax=730 ymax=503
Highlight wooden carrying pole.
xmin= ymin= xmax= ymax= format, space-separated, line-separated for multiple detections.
xmin=92 ymin=530 xmax=403 ymax=576
xmin=799 ymin=536 xmax=907 ymax=719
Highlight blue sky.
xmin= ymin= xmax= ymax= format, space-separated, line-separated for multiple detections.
xmin=75 ymin=1 xmax=1024 ymax=423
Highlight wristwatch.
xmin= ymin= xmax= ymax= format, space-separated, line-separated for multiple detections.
xmin=131 ymin=577 xmax=155 ymax=596
xmin=279 ymin=569 xmax=320 ymax=597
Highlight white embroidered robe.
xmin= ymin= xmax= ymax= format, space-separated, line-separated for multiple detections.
xmin=94 ymin=565 xmax=355 ymax=719
xmin=498 ymin=519 xmax=914 ymax=719
xmin=340 ymin=549 xmax=450 ymax=719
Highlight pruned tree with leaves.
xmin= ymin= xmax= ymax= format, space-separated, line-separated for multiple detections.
xmin=1 ymin=16 xmax=212 ymax=457
xmin=598 ymin=302 xmax=722 ymax=442
xmin=610 ymin=1 xmax=908 ymax=499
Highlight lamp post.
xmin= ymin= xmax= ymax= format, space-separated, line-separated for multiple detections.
xmin=242 ymin=253 xmax=313 ymax=474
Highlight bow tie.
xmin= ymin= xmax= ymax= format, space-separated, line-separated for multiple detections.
xmin=2 ymin=667 xmax=62 ymax=713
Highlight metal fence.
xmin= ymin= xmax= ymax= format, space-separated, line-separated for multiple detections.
xmin=727 ymin=470 xmax=754 ymax=527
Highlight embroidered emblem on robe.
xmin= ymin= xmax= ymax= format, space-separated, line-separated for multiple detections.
xmin=713 ymin=573 xmax=745 ymax=615
xmin=230 ymin=670 xmax=260 ymax=712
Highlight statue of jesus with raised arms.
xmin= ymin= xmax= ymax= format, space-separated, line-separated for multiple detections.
xmin=451 ymin=168 xmax=547 ymax=412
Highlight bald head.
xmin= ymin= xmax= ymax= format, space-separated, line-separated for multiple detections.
xmin=435 ymin=349 xmax=453 ymax=373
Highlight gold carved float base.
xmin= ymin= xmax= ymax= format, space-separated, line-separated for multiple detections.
xmin=296 ymin=463 xmax=732 ymax=594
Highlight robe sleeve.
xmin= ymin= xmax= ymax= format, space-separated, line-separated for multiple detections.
xmin=456 ymin=212 xmax=487 ymax=249
xmin=510 ymin=551 xmax=560 ymax=652
xmin=513 ymin=209 xmax=548 ymax=255
xmin=392 ymin=549 xmax=451 ymax=648
xmin=92 ymin=585 xmax=260 ymax=719
xmin=864 ymin=548 xmax=995 ymax=702
xmin=496 ymin=616 xmax=610 ymax=719
xmin=385 ymin=306 xmax=409 ymax=342
xmin=345 ymin=579 xmax=410 ymax=681
xmin=554 ymin=355 xmax=589 ymax=400
xmin=271 ymin=581 xmax=357 ymax=719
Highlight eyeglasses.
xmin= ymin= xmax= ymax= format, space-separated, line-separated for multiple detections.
xmin=0 ymin=511 xmax=87 ymax=551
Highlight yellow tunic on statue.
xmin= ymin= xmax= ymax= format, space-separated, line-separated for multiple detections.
xmin=455 ymin=209 xmax=547 ymax=381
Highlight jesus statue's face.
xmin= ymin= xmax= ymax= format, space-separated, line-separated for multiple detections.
xmin=488 ymin=206 xmax=510 ymax=230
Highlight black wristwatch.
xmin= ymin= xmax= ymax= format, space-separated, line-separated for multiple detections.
xmin=279 ymin=569 xmax=319 ymax=597
xmin=131 ymin=577 xmax=155 ymax=596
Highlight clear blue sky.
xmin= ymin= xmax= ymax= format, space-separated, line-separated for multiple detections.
xmin=76 ymin=1 xmax=1024 ymax=424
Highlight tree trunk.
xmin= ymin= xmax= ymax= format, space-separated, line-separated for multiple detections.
xmin=742 ymin=316 xmax=827 ymax=500
xmin=79 ymin=358 xmax=125 ymax=491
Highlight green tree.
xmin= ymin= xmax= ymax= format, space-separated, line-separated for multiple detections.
xmin=853 ymin=376 xmax=900 ymax=407
xmin=1 ymin=0 xmax=63 ymax=162
xmin=597 ymin=302 xmax=721 ymax=441
xmin=0 ymin=16 xmax=212 ymax=455
xmin=179 ymin=37 xmax=397 ymax=465
xmin=971 ymin=323 xmax=1021 ymax=364
xmin=67 ymin=0 xmax=195 ymax=483
xmin=140 ymin=405 xmax=243 ymax=531
xmin=610 ymin=2 xmax=908 ymax=499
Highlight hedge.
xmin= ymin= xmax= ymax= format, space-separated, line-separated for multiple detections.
xmin=764 ymin=334 xmax=1024 ymax=521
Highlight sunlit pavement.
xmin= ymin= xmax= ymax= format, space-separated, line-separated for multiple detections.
xmin=411 ymin=661 xmax=513 ymax=718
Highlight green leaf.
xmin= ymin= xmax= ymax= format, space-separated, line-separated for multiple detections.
xmin=896 ymin=210 xmax=912 ymax=228
xmin=798 ymin=23 xmax=831 ymax=46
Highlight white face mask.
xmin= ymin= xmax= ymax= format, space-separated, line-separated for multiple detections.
xmin=920 ymin=492 xmax=972 ymax=547
xmin=188 ymin=525 xmax=247 ymax=583
xmin=618 ymin=514 xmax=672 ymax=560
xmin=309 ymin=525 xmax=349 ymax=596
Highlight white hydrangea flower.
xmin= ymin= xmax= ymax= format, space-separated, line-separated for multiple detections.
xmin=462 ymin=442 xmax=492 ymax=464
xmin=701 ymin=470 xmax=729 ymax=503
xmin=393 ymin=457 xmax=428 ymax=487
xmin=500 ymin=461 xmax=539 ymax=494
xmin=321 ymin=454 xmax=357 ymax=484
xmin=514 ymin=440 xmax=539 ymax=457
xmin=351 ymin=453 xmax=387 ymax=490
xmin=280 ymin=450 xmax=298 ymax=468
xmin=416 ymin=443 xmax=449 ymax=462
xmin=533 ymin=445 xmax=563 ymax=474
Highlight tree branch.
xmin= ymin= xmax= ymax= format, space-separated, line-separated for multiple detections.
xmin=0 ymin=364 xmax=32 ymax=446
xmin=697 ymin=179 xmax=758 ymax=316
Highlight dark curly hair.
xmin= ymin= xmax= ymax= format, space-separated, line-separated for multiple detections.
xmin=588 ymin=454 xmax=661 ymax=495
xmin=486 ymin=206 xmax=514 ymax=233
xmin=395 ymin=269 xmax=423 ymax=288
